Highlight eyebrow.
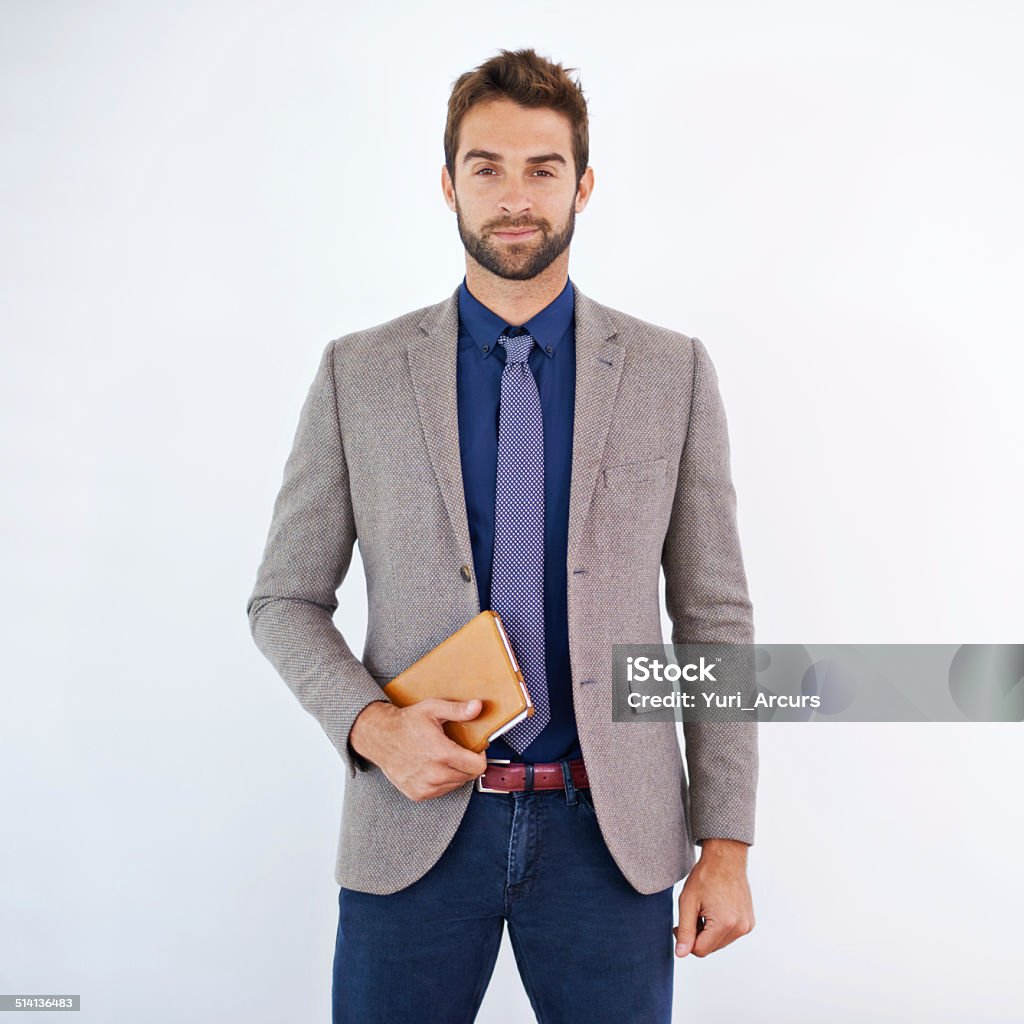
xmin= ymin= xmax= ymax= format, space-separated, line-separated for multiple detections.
xmin=462 ymin=149 xmax=567 ymax=166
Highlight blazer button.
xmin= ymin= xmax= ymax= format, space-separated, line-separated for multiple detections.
xmin=459 ymin=564 xmax=473 ymax=582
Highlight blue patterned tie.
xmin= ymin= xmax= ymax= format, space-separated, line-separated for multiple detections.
xmin=491 ymin=327 xmax=549 ymax=752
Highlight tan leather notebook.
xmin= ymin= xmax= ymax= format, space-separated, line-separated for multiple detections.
xmin=382 ymin=610 xmax=533 ymax=753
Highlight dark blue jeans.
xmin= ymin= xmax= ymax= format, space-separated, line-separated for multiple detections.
xmin=333 ymin=760 xmax=674 ymax=1023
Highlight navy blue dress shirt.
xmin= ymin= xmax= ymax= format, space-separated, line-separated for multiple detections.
xmin=456 ymin=276 xmax=583 ymax=765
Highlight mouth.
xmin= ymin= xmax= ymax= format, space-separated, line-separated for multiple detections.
xmin=491 ymin=227 xmax=540 ymax=242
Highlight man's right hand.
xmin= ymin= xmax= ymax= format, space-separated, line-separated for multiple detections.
xmin=348 ymin=697 xmax=488 ymax=801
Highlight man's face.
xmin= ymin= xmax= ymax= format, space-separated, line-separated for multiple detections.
xmin=442 ymin=98 xmax=593 ymax=281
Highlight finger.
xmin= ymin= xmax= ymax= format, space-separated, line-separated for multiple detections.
xmin=443 ymin=739 xmax=489 ymax=776
xmin=426 ymin=698 xmax=483 ymax=723
xmin=674 ymin=916 xmax=706 ymax=943
xmin=692 ymin=917 xmax=740 ymax=958
xmin=691 ymin=920 xmax=720 ymax=957
xmin=675 ymin=889 xmax=703 ymax=957
xmin=423 ymin=768 xmax=485 ymax=799
xmin=442 ymin=753 xmax=488 ymax=778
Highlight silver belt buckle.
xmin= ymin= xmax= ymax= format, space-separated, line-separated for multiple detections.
xmin=476 ymin=758 xmax=512 ymax=793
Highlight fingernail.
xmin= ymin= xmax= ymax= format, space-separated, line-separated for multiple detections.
xmin=676 ymin=943 xmax=686 ymax=956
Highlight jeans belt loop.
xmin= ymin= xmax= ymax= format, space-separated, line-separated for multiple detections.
xmin=560 ymin=758 xmax=578 ymax=806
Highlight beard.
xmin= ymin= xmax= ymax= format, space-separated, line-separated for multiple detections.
xmin=455 ymin=199 xmax=576 ymax=281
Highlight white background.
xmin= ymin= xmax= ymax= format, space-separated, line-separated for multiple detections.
xmin=2 ymin=1 xmax=1022 ymax=1021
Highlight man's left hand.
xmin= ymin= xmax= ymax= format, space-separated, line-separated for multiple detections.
xmin=673 ymin=838 xmax=755 ymax=958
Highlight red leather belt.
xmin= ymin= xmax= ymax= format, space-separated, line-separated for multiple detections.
xmin=476 ymin=757 xmax=589 ymax=794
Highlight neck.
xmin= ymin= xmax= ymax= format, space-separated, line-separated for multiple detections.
xmin=464 ymin=251 xmax=570 ymax=325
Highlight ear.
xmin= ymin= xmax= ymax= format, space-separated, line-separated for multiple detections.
xmin=441 ymin=165 xmax=457 ymax=212
xmin=574 ymin=166 xmax=595 ymax=213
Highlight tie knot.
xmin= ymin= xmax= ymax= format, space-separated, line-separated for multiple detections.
xmin=499 ymin=329 xmax=535 ymax=364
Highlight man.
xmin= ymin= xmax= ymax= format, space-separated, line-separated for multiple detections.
xmin=247 ymin=47 xmax=757 ymax=1024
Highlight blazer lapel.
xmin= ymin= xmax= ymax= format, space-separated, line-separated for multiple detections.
xmin=409 ymin=281 xmax=625 ymax=574
xmin=567 ymin=284 xmax=625 ymax=565
xmin=409 ymin=286 xmax=475 ymax=566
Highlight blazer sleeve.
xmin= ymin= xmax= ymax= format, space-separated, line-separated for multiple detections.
xmin=661 ymin=335 xmax=758 ymax=846
xmin=246 ymin=339 xmax=390 ymax=779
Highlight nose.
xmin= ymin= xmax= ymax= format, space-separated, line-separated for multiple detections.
xmin=498 ymin=186 xmax=531 ymax=218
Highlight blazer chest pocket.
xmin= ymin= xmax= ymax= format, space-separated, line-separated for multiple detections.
xmin=593 ymin=457 xmax=669 ymax=554
xmin=602 ymin=458 xmax=668 ymax=490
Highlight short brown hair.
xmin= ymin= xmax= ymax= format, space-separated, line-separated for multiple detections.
xmin=444 ymin=48 xmax=589 ymax=186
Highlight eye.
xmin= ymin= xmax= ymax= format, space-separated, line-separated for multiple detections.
xmin=474 ymin=167 xmax=497 ymax=175
xmin=533 ymin=169 xmax=555 ymax=177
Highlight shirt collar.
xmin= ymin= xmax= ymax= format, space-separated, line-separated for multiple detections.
xmin=458 ymin=275 xmax=574 ymax=360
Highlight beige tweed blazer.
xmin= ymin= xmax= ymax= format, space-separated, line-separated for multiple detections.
xmin=246 ymin=282 xmax=758 ymax=895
